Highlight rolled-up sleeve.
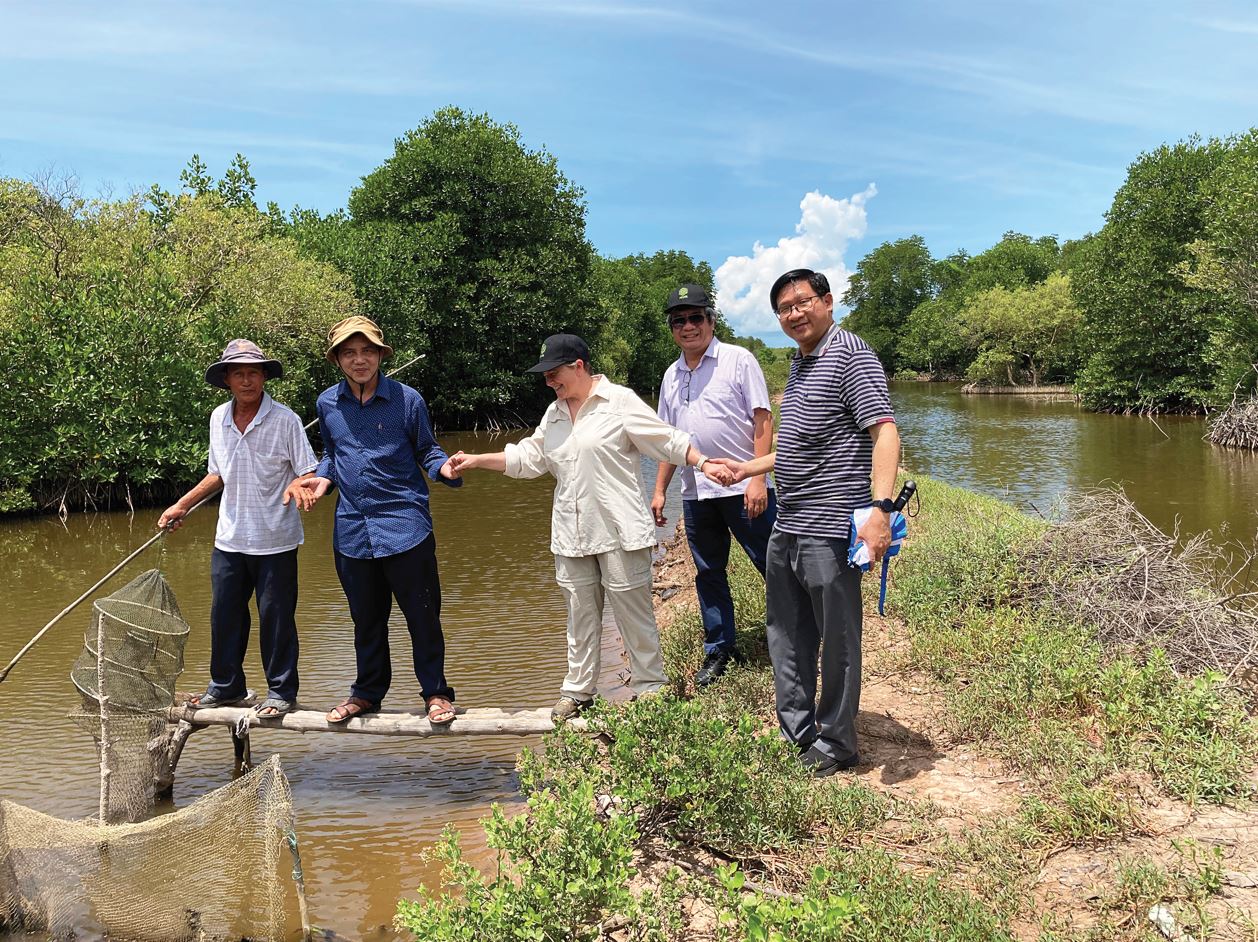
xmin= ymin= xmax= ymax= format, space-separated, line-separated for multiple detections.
xmin=623 ymin=392 xmax=691 ymax=466
xmin=504 ymin=423 xmax=550 ymax=479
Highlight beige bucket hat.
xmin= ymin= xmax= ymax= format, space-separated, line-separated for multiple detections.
xmin=325 ymin=315 xmax=394 ymax=364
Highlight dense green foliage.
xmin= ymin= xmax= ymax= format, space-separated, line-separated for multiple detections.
xmin=840 ymin=235 xmax=936 ymax=373
xmin=959 ymin=273 xmax=1083 ymax=386
xmin=1071 ymin=138 xmax=1242 ymax=411
xmin=284 ymin=108 xmax=721 ymax=426
xmin=0 ymin=164 xmax=353 ymax=513
xmin=844 ymin=232 xmax=1078 ymax=384
xmin=285 ymin=107 xmax=597 ymax=426
xmin=864 ymin=129 xmax=1258 ymax=411
xmin=590 ymin=250 xmax=718 ymax=391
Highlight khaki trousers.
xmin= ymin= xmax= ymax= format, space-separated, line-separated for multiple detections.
xmin=554 ymin=547 xmax=668 ymax=698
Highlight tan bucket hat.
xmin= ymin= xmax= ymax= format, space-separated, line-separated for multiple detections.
xmin=325 ymin=315 xmax=394 ymax=364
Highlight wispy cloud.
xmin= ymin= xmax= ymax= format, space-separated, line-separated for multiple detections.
xmin=1195 ymin=16 xmax=1258 ymax=34
xmin=715 ymin=186 xmax=876 ymax=335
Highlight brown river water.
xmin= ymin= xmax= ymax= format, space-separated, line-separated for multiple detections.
xmin=1 ymin=385 xmax=1257 ymax=940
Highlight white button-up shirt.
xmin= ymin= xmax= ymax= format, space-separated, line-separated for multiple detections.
xmin=657 ymin=337 xmax=773 ymax=501
xmin=208 ymin=393 xmax=319 ymax=554
xmin=505 ymin=377 xmax=692 ymax=557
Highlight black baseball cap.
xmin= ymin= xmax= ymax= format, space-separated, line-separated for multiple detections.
xmin=665 ymin=283 xmax=712 ymax=312
xmin=526 ymin=333 xmax=590 ymax=372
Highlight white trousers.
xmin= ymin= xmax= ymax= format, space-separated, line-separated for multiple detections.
xmin=553 ymin=547 xmax=668 ymax=698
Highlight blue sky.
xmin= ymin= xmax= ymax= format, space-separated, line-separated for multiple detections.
xmin=3 ymin=0 xmax=1257 ymax=338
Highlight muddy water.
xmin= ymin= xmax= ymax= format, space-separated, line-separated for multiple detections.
xmin=892 ymin=383 xmax=1258 ymax=542
xmin=0 ymin=429 xmax=684 ymax=942
xmin=4 ymin=387 xmax=1258 ymax=940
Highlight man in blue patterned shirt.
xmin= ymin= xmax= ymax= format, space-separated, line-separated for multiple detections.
xmin=294 ymin=316 xmax=463 ymax=726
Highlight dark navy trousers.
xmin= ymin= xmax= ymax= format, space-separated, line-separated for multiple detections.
xmin=208 ymin=547 xmax=300 ymax=702
xmin=682 ymin=492 xmax=776 ymax=655
xmin=334 ymin=534 xmax=454 ymax=706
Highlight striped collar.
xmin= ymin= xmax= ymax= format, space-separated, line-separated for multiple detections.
xmin=792 ymin=321 xmax=841 ymax=360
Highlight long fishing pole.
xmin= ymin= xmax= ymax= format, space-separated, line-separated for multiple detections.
xmin=0 ymin=353 xmax=425 ymax=686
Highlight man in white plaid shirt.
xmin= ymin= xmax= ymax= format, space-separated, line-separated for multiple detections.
xmin=159 ymin=340 xmax=318 ymax=718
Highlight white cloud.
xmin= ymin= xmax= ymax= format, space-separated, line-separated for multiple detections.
xmin=714 ymin=185 xmax=876 ymax=336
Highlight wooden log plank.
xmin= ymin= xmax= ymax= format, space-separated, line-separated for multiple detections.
xmin=167 ymin=704 xmax=586 ymax=736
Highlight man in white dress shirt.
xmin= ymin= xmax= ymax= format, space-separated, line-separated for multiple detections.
xmin=652 ymin=284 xmax=776 ymax=688
xmin=159 ymin=339 xmax=318 ymax=718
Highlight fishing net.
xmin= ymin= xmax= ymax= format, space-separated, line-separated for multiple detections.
xmin=0 ymin=755 xmax=301 ymax=942
xmin=69 ymin=569 xmax=190 ymax=823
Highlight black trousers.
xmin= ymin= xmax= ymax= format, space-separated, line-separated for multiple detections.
xmin=208 ymin=548 xmax=300 ymax=702
xmin=334 ymin=535 xmax=453 ymax=705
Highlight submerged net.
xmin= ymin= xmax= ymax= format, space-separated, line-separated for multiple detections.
xmin=69 ymin=569 xmax=190 ymax=823
xmin=0 ymin=755 xmax=299 ymax=942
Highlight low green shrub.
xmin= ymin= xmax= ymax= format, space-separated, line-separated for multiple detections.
xmin=520 ymin=696 xmax=815 ymax=854
xmin=395 ymin=782 xmax=638 ymax=942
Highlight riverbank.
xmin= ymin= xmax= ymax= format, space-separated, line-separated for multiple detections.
xmin=960 ymin=383 xmax=1076 ymax=397
xmin=394 ymin=476 xmax=1258 ymax=941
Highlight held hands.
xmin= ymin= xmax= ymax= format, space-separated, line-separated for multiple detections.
xmin=703 ymin=457 xmax=746 ymax=486
xmin=855 ymin=508 xmax=893 ymax=563
xmin=448 ymin=451 xmax=476 ymax=475
xmin=283 ymin=476 xmax=331 ymax=512
xmin=439 ymin=457 xmax=460 ymax=481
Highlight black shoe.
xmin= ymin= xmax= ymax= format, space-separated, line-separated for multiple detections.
xmin=695 ymin=649 xmax=737 ymax=688
xmin=799 ymin=745 xmax=860 ymax=778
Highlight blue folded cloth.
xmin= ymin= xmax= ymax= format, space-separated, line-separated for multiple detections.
xmin=847 ymin=508 xmax=908 ymax=615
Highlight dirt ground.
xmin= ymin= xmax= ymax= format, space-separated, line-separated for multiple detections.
xmin=649 ymin=527 xmax=1258 ymax=940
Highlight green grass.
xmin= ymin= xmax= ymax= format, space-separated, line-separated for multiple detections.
xmin=396 ymin=474 xmax=1256 ymax=941
xmin=890 ymin=475 xmax=1257 ymax=804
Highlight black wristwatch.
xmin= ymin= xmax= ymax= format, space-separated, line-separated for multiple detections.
xmin=871 ymin=498 xmax=895 ymax=513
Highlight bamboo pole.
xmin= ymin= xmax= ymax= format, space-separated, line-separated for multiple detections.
xmin=169 ymin=704 xmax=586 ymax=736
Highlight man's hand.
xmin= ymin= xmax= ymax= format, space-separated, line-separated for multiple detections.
xmin=856 ymin=509 xmax=893 ymax=563
xmin=449 ymin=451 xmax=476 ymax=473
xmin=744 ymin=477 xmax=768 ymax=520
xmin=705 ymin=457 xmax=746 ymax=485
xmin=284 ymin=476 xmax=331 ymax=512
xmin=439 ymin=457 xmax=460 ymax=481
xmin=157 ymin=505 xmax=187 ymax=531
xmin=650 ymin=491 xmax=667 ymax=527
xmin=283 ymin=476 xmax=327 ymax=512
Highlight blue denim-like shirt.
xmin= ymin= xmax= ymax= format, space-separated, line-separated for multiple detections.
xmin=315 ymin=376 xmax=461 ymax=559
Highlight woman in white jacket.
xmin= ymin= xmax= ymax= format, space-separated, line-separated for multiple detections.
xmin=451 ymin=334 xmax=731 ymax=721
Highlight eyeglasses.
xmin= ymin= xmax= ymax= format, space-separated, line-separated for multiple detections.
xmin=669 ymin=312 xmax=707 ymax=330
xmin=776 ymin=295 xmax=822 ymax=319
xmin=681 ymin=368 xmax=693 ymax=405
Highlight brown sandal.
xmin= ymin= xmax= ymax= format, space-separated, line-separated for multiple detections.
xmin=424 ymin=695 xmax=456 ymax=726
xmin=326 ymin=696 xmax=379 ymax=723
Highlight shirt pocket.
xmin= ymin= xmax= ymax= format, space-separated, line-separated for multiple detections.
xmin=252 ymin=450 xmax=292 ymax=497
xmin=699 ymin=379 xmax=741 ymax=421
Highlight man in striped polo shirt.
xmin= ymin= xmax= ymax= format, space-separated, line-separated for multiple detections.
xmin=712 ymin=268 xmax=900 ymax=775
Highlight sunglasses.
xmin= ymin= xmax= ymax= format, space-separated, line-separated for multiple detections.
xmin=669 ymin=312 xmax=708 ymax=329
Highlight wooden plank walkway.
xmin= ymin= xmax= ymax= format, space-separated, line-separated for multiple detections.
xmin=167 ymin=703 xmax=587 ymax=736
